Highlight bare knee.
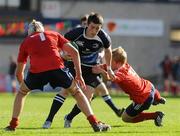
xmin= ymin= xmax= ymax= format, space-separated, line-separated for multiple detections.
xmin=122 ymin=116 xmax=130 ymax=123
xmin=84 ymin=86 xmax=94 ymax=102
xmin=95 ymin=83 xmax=109 ymax=96
xmin=67 ymin=81 xmax=81 ymax=96
xmin=19 ymin=81 xmax=31 ymax=95
xmin=58 ymin=89 xmax=69 ymax=98
xmin=122 ymin=112 xmax=133 ymax=123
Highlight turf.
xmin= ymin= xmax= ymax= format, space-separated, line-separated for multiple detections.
xmin=0 ymin=92 xmax=179 ymax=136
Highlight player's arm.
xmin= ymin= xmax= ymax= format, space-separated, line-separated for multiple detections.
xmin=104 ymin=46 xmax=115 ymax=80
xmin=16 ymin=39 xmax=28 ymax=84
xmin=62 ymin=42 xmax=86 ymax=89
xmin=92 ymin=64 xmax=111 ymax=81
xmin=60 ymin=42 xmax=78 ymax=60
xmin=15 ymin=62 xmax=26 ymax=84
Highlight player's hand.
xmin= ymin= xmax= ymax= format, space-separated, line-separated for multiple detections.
xmin=92 ymin=64 xmax=107 ymax=74
xmin=75 ymin=75 xmax=86 ymax=90
xmin=92 ymin=64 xmax=111 ymax=80
xmin=60 ymin=51 xmax=72 ymax=60
xmin=107 ymin=67 xmax=115 ymax=81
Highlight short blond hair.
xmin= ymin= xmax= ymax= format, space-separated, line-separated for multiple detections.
xmin=28 ymin=19 xmax=44 ymax=35
xmin=112 ymin=47 xmax=127 ymax=64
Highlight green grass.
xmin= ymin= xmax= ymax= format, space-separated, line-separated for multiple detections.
xmin=0 ymin=92 xmax=180 ymax=136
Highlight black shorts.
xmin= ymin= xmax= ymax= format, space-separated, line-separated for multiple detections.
xmin=24 ymin=68 xmax=73 ymax=91
xmin=65 ymin=61 xmax=102 ymax=88
xmin=126 ymin=85 xmax=155 ymax=117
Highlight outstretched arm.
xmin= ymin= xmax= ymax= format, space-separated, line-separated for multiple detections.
xmin=104 ymin=46 xmax=115 ymax=80
xmin=62 ymin=42 xmax=86 ymax=89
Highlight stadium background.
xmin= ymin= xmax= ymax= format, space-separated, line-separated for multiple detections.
xmin=0 ymin=0 xmax=180 ymax=92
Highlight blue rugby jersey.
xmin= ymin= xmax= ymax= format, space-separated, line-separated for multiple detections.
xmin=64 ymin=27 xmax=111 ymax=66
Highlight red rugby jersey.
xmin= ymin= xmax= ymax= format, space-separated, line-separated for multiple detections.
xmin=114 ymin=63 xmax=152 ymax=104
xmin=18 ymin=31 xmax=69 ymax=73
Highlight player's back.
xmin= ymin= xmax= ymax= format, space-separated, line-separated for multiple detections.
xmin=22 ymin=31 xmax=65 ymax=73
xmin=114 ymin=63 xmax=152 ymax=104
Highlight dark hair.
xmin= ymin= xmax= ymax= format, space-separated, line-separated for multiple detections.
xmin=87 ymin=13 xmax=104 ymax=25
xmin=80 ymin=14 xmax=88 ymax=23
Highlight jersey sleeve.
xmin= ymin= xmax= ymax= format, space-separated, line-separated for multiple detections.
xmin=64 ymin=27 xmax=82 ymax=41
xmin=114 ymin=71 xmax=124 ymax=82
xmin=99 ymin=29 xmax=112 ymax=49
xmin=17 ymin=40 xmax=28 ymax=64
xmin=57 ymin=33 xmax=69 ymax=49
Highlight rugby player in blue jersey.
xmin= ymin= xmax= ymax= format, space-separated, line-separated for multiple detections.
xmin=43 ymin=13 xmax=124 ymax=129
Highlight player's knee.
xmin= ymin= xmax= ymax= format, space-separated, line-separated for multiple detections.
xmin=71 ymin=87 xmax=81 ymax=96
xmin=96 ymin=83 xmax=109 ymax=96
xmin=58 ymin=89 xmax=69 ymax=98
xmin=122 ymin=116 xmax=129 ymax=122
xmin=68 ymin=83 xmax=81 ymax=96
xmin=121 ymin=112 xmax=132 ymax=123
xmin=19 ymin=81 xmax=31 ymax=95
xmin=122 ymin=116 xmax=132 ymax=123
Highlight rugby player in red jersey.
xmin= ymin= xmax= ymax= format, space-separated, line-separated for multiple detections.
xmin=93 ymin=46 xmax=166 ymax=126
xmin=5 ymin=20 xmax=110 ymax=132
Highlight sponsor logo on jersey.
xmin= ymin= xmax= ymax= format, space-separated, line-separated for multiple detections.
xmin=76 ymin=41 xmax=84 ymax=47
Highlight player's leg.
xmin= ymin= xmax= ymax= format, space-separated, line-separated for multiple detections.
xmin=43 ymin=68 xmax=110 ymax=132
xmin=5 ymin=71 xmax=49 ymax=131
xmin=152 ymin=89 xmax=166 ymax=105
xmin=122 ymin=88 xmax=165 ymax=126
xmin=43 ymin=89 xmax=69 ymax=129
xmin=64 ymin=85 xmax=94 ymax=128
xmin=67 ymin=80 xmax=111 ymax=132
xmin=122 ymin=104 xmax=164 ymax=126
xmin=5 ymin=81 xmax=31 ymax=131
xmin=96 ymin=82 xmax=124 ymax=117
xmin=64 ymin=66 xmax=100 ymax=128
xmin=43 ymin=68 xmax=72 ymax=129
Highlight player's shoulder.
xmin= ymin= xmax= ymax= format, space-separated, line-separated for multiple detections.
xmin=44 ymin=30 xmax=59 ymax=35
xmin=98 ymin=28 xmax=111 ymax=42
xmin=45 ymin=30 xmax=66 ymax=39
xmin=98 ymin=29 xmax=109 ymax=37
xmin=69 ymin=26 xmax=84 ymax=33
xmin=65 ymin=27 xmax=84 ymax=38
xmin=117 ymin=63 xmax=129 ymax=75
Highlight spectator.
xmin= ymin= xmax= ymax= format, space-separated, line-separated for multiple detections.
xmin=171 ymin=56 xmax=180 ymax=95
xmin=8 ymin=55 xmax=17 ymax=94
xmin=160 ymin=55 xmax=173 ymax=94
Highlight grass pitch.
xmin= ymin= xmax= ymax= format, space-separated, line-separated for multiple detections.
xmin=0 ymin=92 xmax=180 ymax=136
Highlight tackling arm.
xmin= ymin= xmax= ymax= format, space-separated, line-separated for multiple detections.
xmin=104 ymin=46 xmax=115 ymax=80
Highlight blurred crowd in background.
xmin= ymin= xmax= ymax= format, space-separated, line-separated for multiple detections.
xmin=160 ymin=55 xmax=180 ymax=96
xmin=0 ymin=0 xmax=180 ymax=96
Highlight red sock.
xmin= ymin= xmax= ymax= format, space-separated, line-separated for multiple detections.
xmin=87 ymin=115 xmax=98 ymax=125
xmin=9 ymin=118 xmax=19 ymax=129
xmin=154 ymin=89 xmax=161 ymax=101
xmin=132 ymin=112 xmax=157 ymax=123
